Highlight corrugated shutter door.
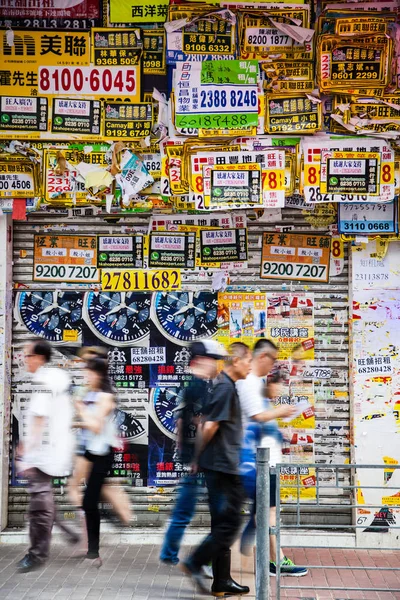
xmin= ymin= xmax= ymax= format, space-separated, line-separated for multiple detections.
xmin=9 ymin=211 xmax=350 ymax=529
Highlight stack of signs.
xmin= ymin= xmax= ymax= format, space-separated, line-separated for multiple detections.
xmin=301 ymin=136 xmax=395 ymax=204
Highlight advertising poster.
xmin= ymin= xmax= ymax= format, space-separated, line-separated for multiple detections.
xmin=261 ymin=232 xmax=331 ymax=282
xmin=33 ymin=234 xmax=99 ymax=283
xmin=148 ymin=231 xmax=196 ymax=269
xmin=199 ymin=228 xmax=248 ymax=264
xmin=217 ymin=292 xmax=267 ymax=346
xmin=104 ymin=102 xmax=153 ymax=139
xmin=0 ymin=0 xmax=102 ymax=29
xmin=97 ymin=235 xmax=144 ymax=269
xmin=267 ymin=294 xmax=315 ymax=360
xmin=280 ymin=465 xmax=317 ymax=503
xmin=50 ymin=99 xmax=101 ymax=137
xmin=0 ymin=161 xmax=37 ymax=198
xmin=338 ymin=202 xmax=397 ymax=235
xmin=0 ymin=97 xmax=48 ymax=137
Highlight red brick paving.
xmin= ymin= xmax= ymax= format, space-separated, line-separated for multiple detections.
xmin=0 ymin=543 xmax=399 ymax=599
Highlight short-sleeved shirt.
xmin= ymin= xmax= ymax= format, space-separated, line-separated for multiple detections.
xmin=236 ymin=372 xmax=282 ymax=466
xmin=199 ymin=371 xmax=243 ymax=475
xmin=175 ymin=375 xmax=212 ymax=464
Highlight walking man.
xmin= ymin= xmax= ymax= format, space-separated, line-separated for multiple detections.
xmin=160 ymin=340 xmax=225 ymax=574
xmin=183 ymin=342 xmax=252 ymax=597
xmin=237 ymin=339 xmax=308 ymax=576
xmin=16 ymin=340 xmax=74 ymax=572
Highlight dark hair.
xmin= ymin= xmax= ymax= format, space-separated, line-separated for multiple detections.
xmin=85 ymin=357 xmax=114 ymax=394
xmin=31 ymin=339 xmax=52 ymax=363
xmin=253 ymin=339 xmax=278 ymax=354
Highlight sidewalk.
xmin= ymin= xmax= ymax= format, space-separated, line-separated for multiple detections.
xmin=0 ymin=542 xmax=399 ymax=599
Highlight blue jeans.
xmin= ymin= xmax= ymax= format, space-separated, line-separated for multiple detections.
xmin=160 ymin=473 xmax=223 ymax=565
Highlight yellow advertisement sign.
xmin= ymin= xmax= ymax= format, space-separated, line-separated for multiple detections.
xmin=280 ymin=466 xmax=317 ymax=503
xmin=109 ymin=0 xmax=169 ymax=24
xmin=0 ymin=161 xmax=37 ymax=198
xmin=102 ymin=269 xmax=181 ymax=292
xmin=217 ymin=292 xmax=267 ymax=347
xmin=0 ymin=30 xmax=90 ymax=97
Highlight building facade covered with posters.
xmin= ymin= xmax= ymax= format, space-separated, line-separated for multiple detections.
xmin=0 ymin=0 xmax=398 ymax=547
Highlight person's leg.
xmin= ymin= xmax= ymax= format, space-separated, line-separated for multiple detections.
xmin=82 ymin=452 xmax=112 ymax=559
xmin=101 ymin=484 xmax=132 ymax=524
xmin=189 ymin=472 xmax=244 ymax=569
xmin=27 ymin=469 xmax=55 ymax=564
xmin=68 ymin=455 xmax=91 ymax=507
xmin=160 ymin=473 xmax=199 ymax=564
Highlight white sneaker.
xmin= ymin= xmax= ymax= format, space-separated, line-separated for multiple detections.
xmin=201 ymin=564 xmax=213 ymax=579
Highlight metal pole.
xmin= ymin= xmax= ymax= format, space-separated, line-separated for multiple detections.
xmin=256 ymin=446 xmax=270 ymax=600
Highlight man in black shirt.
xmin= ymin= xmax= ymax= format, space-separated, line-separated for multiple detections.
xmin=160 ymin=340 xmax=226 ymax=570
xmin=183 ymin=342 xmax=252 ymax=597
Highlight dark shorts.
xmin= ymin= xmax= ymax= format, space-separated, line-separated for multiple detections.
xmin=270 ymin=474 xmax=277 ymax=508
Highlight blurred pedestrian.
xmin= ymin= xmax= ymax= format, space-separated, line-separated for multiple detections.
xmin=182 ymin=342 xmax=252 ymax=597
xmin=237 ymin=340 xmax=307 ymax=576
xmin=74 ymin=358 xmax=117 ymax=568
xmin=160 ymin=340 xmax=225 ymax=576
xmin=68 ymin=346 xmax=131 ymax=534
xmin=16 ymin=340 xmax=74 ymax=573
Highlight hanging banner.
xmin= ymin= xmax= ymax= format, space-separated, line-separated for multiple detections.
xmin=261 ymin=232 xmax=331 ymax=282
xmin=199 ymin=228 xmax=248 ymax=264
xmin=338 ymin=202 xmax=397 ymax=235
xmin=50 ymin=99 xmax=101 ymax=136
xmin=148 ymin=232 xmax=196 ymax=269
xmin=33 ymin=234 xmax=99 ymax=282
xmin=104 ymin=102 xmax=153 ymax=139
xmin=109 ymin=0 xmax=169 ymax=24
xmin=91 ymin=28 xmax=142 ymax=66
xmin=217 ymin=292 xmax=267 ymax=346
xmin=97 ymin=235 xmax=144 ymax=269
xmin=0 ymin=161 xmax=37 ymax=198
xmin=101 ymin=269 xmax=181 ymax=292
xmin=0 ymin=97 xmax=48 ymax=138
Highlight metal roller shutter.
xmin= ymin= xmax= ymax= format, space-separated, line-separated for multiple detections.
xmin=9 ymin=210 xmax=351 ymax=530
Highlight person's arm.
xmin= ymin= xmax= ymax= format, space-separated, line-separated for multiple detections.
xmin=76 ymin=393 xmax=114 ymax=434
xmin=252 ymin=404 xmax=297 ymax=422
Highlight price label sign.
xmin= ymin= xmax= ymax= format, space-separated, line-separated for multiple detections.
xmin=104 ymin=102 xmax=153 ymax=139
xmin=175 ymin=60 xmax=258 ymax=130
xmin=101 ymin=269 xmax=181 ymax=292
xmin=51 ymin=99 xmax=101 ymax=136
xmin=199 ymin=228 xmax=248 ymax=264
xmin=34 ymin=234 xmax=100 ymax=282
xmin=0 ymin=96 xmax=48 ymax=138
xmin=338 ymin=202 xmax=397 ymax=235
xmin=97 ymin=235 xmax=144 ymax=269
xmin=149 ymin=232 xmax=196 ymax=269
xmin=0 ymin=161 xmax=36 ymax=197
xmin=260 ymin=232 xmax=331 ymax=282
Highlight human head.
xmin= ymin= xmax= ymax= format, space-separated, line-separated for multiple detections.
xmin=252 ymin=339 xmax=278 ymax=377
xmin=224 ymin=342 xmax=252 ymax=382
xmin=78 ymin=346 xmax=108 ymax=364
xmin=84 ymin=357 xmax=113 ymax=393
xmin=24 ymin=339 xmax=52 ymax=374
xmin=190 ymin=340 xmax=226 ymax=380
xmin=266 ymin=370 xmax=284 ymax=400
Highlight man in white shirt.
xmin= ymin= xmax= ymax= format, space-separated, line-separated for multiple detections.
xmin=236 ymin=339 xmax=308 ymax=577
xmin=16 ymin=339 xmax=74 ymax=573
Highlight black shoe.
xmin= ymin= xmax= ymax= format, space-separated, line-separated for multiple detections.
xmin=212 ymin=549 xmax=250 ymax=597
xmin=181 ymin=560 xmax=210 ymax=594
xmin=16 ymin=554 xmax=42 ymax=573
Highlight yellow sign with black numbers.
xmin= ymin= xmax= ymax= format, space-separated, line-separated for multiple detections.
xmin=102 ymin=269 xmax=181 ymax=292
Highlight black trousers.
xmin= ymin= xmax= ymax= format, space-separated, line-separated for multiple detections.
xmin=190 ymin=468 xmax=245 ymax=569
xmin=82 ymin=450 xmax=113 ymax=558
